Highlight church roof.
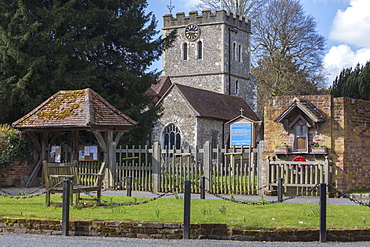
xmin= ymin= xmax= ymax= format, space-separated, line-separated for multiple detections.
xmin=147 ymin=76 xmax=172 ymax=105
xmin=12 ymin=88 xmax=137 ymax=131
xmin=175 ymin=83 xmax=260 ymax=121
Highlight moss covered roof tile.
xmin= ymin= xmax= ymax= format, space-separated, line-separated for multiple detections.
xmin=12 ymin=88 xmax=137 ymax=130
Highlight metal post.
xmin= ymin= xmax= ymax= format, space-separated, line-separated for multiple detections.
xmin=320 ymin=183 xmax=327 ymax=242
xmin=62 ymin=179 xmax=71 ymax=236
xmin=183 ymin=180 xmax=191 ymax=239
xmin=127 ymin=176 xmax=132 ymax=197
xmin=277 ymin=178 xmax=284 ymax=202
xmin=200 ymin=176 xmax=205 ymax=199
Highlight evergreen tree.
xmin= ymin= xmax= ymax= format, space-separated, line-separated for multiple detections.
xmin=0 ymin=0 xmax=176 ymax=144
xmin=331 ymin=61 xmax=370 ymax=101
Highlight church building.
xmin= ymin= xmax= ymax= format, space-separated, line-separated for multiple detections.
xmin=150 ymin=10 xmax=259 ymax=148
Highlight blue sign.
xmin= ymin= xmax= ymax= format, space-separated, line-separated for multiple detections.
xmin=231 ymin=122 xmax=252 ymax=146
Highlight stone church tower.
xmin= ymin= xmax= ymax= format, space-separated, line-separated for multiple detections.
xmin=162 ymin=10 xmax=257 ymax=110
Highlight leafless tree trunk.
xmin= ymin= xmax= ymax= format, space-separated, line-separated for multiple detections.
xmin=252 ymin=0 xmax=326 ymax=114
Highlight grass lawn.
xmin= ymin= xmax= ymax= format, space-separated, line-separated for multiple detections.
xmin=347 ymin=188 xmax=370 ymax=194
xmin=1 ymin=194 xmax=370 ymax=230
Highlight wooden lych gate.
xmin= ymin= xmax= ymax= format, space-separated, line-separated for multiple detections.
xmin=11 ymin=88 xmax=137 ymax=187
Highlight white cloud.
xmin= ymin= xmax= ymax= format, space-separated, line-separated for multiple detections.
xmin=329 ymin=0 xmax=370 ymax=48
xmin=324 ymin=45 xmax=370 ymax=82
xmin=324 ymin=0 xmax=370 ymax=84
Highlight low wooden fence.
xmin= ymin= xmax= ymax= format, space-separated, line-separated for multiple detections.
xmin=113 ymin=142 xmax=262 ymax=194
xmin=76 ymin=145 xmax=331 ymax=196
xmin=267 ymin=157 xmax=331 ymax=194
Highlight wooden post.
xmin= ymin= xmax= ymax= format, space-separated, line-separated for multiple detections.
xmin=320 ymin=183 xmax=327 ymax=242
xmin=203 ymin=141 xmax=212 ymax=191
xmin=152 ymin=142 xmax=161 ymax=193
xmin=324 ymin=156 xmax=330 ymax=185
xmin=200 ymin=176 xmax=205 ymax=199
xmin=62 ymin=179 xmax=71 ymax=236
xmin=257 ymin=141 xmax=264 ymax=195
xmin=183 ymin=180 xmax=191 ymax=239
xmin=71 ymin=131 xmax=79 ymax=162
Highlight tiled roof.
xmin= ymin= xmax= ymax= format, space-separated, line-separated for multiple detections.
xmin=175 ymin=84 xmax=260 ymax=121
xmin=147 ymin=76 xmax=172 ymax=105
xmin=275 ymin=97 xmax=326 ymax=123
xmin=12 ymin=88 xmax=137 ymax=130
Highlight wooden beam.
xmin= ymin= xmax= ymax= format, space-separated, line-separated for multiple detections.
xmin=92 ymin=131 xmax=107 ymax=153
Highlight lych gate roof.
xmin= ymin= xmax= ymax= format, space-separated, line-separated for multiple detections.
xmin=175 ymin=83 xmax=260 ymax=121
xmin=12 ymin=88 xmax=137 ymax=131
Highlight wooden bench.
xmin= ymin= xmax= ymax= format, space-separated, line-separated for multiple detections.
xmin=42 ymin=161 xmax=103 ymax=206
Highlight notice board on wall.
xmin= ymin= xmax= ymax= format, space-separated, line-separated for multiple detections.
xmin=78 ymin=145 xmax=99 ymax=161
xmin=49 ymin=146 xmax=62 ymax=163
xmin=230 ymin=122 xmax=253 ymax=147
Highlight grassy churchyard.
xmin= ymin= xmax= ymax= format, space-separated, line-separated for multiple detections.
xmin=1 ymin=194 xmax=370 ymax=230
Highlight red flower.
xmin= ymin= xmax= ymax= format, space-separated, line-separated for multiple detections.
xmin=292 ymin=156 xmax=306 ymax=171
xmin=292 ymin=156 xmax=306 ymax=162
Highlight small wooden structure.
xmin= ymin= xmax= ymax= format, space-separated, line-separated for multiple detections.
xmin=12 ymin=88 xmax=137 ymax=188
xmin=42 ymin=161 xmax=103 ymax=206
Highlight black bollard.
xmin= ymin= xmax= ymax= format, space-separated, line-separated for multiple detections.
xmin=183 ymin=180 xmax=191 ymax=239
xmin=200 ymin=176 xmax=205 ymax=199
xmin=319 ymin=183 xmax=327 ymax=242
xmin=127 ymin=176 xmax=132 ymax=197
xmin=62 ymin=179 xmax=71 ymax=236
xmin=277 ymin=178 xmax=284 ymax=202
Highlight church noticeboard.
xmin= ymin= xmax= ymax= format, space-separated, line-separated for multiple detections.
xmin=230 ymin=122 xmax=253 ymax=147
xmin=78 ymin=145 xmax=99 ymax=161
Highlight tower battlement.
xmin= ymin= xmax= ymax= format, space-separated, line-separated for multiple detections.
xmin=163 ymin=9 xmax=251 ymax=33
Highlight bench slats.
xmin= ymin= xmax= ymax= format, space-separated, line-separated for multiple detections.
xmin=43 ymin=161 xmax=103 ymax=206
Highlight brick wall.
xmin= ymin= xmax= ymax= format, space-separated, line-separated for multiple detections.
xmin=340 ymin=98 xmax=370 ymax=191
xmin=0 ymin=160 xmax=34 ymax=187
xmin=1 ymin=217 xmax=370 ymax=241
xmin=263 ymin=95 xmax=370 ymax=191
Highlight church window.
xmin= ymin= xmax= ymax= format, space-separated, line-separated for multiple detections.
xmin=235 ymin=80 xmax=239 ymax=94
xmin=197 ymin=41 xmax=203 ymax=59
xmin=183 ymin=43 xmax=188 ymax=60
xmin=163 ymin=124 xmax=182 ymax=149
xmin=233 ymin=42 xmax=237 ymax=60
xmin=238 ymin=44 xmax=242 ymax=62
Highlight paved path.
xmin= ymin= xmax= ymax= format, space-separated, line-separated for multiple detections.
xmin=1 ymin=233 xmax=369 ymax=247
xmin=102 ymin=190 xmax=360 ymax=206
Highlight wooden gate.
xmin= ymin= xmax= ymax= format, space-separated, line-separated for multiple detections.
xmin=267 ymin=157 xmax=331 ymax=194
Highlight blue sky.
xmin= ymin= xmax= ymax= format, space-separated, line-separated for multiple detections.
xmin=147 ymin=0 xmax=370 ymax=86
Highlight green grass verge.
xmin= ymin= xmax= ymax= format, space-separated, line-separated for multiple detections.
xmin=346 ymin=188 xmax=370 ymax=194
xmin=1 ymin=194 xmax=370 ymax=229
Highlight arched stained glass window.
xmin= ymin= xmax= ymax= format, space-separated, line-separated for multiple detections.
xmin=163 ymin=124 xmax=182 ymax=149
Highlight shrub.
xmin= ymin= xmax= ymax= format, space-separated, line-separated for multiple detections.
xmin=0 ymin=124 xmax=31 ymax=171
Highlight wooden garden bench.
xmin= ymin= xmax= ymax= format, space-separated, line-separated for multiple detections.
xmin=42 ymin=161 xmax=103 ymax=206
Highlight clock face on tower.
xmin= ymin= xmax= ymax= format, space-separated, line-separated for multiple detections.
xmin=185 ymin=24 xmax=200 ymax=41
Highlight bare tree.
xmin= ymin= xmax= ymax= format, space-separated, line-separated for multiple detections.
xmin=252 ymin=0 xmax=326 ymax=113
xmin=194 ymin=0 xmax=267 ymax=19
